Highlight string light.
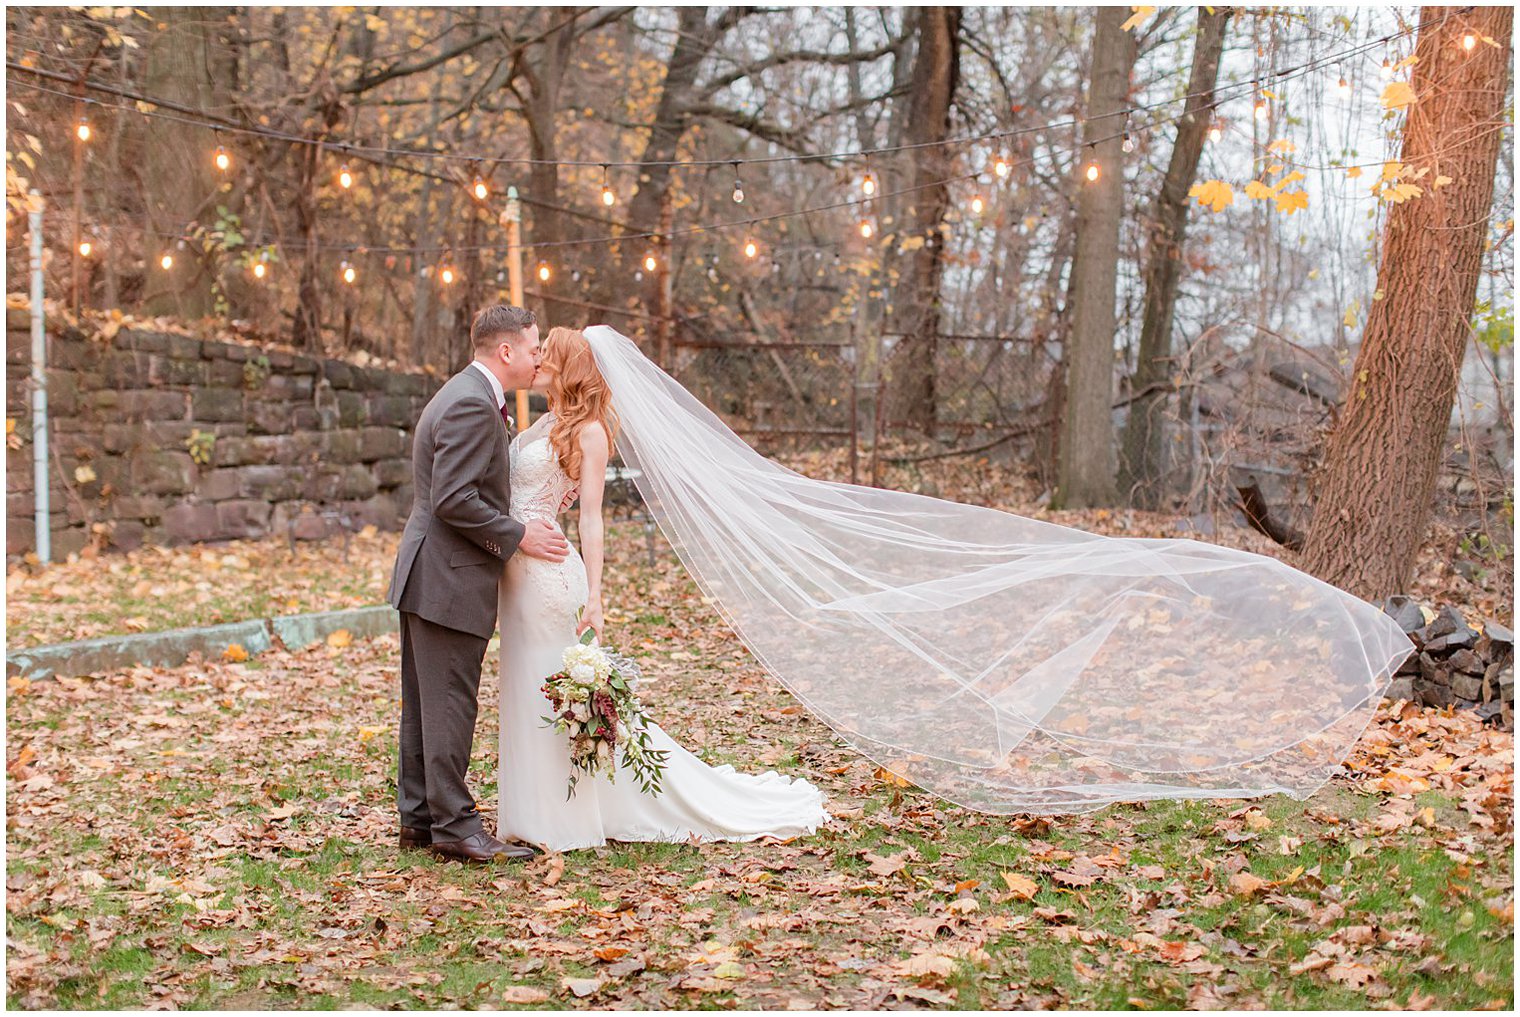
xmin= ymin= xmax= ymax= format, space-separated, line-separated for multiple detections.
xmin=75 ymin=116 xmax=91 ymax=142
xmin=1462 ymin=33 xmax=1477 ymax=52
xmin=1253 ymin=97 xmax=1269 ymax=121
xmin=472 ymin=175 xmax=488 ymax=201
xmin=214 ymin=145 xmax=230 ymax=171
xmin=643 ymin=252 xmax=658 ymax=272
xmin=732 ymin=163 xmax=744 ymax=204
xmin=969 ymin=194 xmax=986 ymax=215
xmin=1084 ymin=161 xmax=1100 ymax=183
xmin=993 ymin=155 xmax=1010 ymax=178
xmin=743 ymin=238 xmax=758 ymax=259
xmin=338 ymin=163 xmax=354 ymax=189
xmin=159 ymin=252 xmax=174 ymax=270
xmin=537 ymin=261 xmax=551 ymax=282
xmin=601 ymin=165 xmax=615 ymax=207
xmin=78 ymin=240 xmax=92 ymax=257
xmin=440 ymin=266 xmax=456 ymax=285
xmin=857 ymin=218 xmax=874 ymax=239
xmin=861 ymin=172 xmax=876 ymax=197
xmin=1380 ymin=56 xmax=1393 ymax=79
xmin=1336 ymin=74 xmax=1352 ymax=98
xmin=341 ymin=260 xmax=355 ymax=284
xmin=1208 ymin=120 xmax=1223 ymax=144
xmin=1121 ymin=131 xmax=1135 ymax=154
xmin=253 ymin=261 xmax=266 ymax=279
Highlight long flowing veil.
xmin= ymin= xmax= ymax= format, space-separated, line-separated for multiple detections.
xmin=583 ymin=325 xmax=1414 ymax=815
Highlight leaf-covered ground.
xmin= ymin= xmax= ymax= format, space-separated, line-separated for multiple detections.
xmin=6 ymin=524 xmax=1514 ymax=1009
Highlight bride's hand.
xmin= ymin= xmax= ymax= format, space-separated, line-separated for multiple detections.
xmin=577 ymin=600 xmax=604 ymax=641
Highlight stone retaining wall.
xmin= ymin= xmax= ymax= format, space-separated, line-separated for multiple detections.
xmin=6 ymin=311 xmax=442 ymax=557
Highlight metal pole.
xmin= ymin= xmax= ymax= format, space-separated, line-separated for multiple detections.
xmin=29 ymin=190 xmax=50 ymax=564
xmin=504 ymin=186 xmax=529 ymax=429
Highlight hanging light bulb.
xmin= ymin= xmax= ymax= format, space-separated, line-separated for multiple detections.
xmin=643 ymin=252 xmax=658 ymax=273
xmin=214 ymin=145 xmax=231 ymax=171
xmin=858 ymin=218 xmax=874 ymax=239
xmin=1208 ymin=121 xmax=1223 ymax=144
xmin=159 ymin=252 xmax=174 ymax=270
xmin=731 ymin=163 xmax=744 ymax=204
xmin=861 ymin=171 xmax=876 ymax=197
xmin=1254 ymin=98 xmax=1269 ymax=121
xmin=1336 ymin=74 xmax=1352 ymax=99
xmin=601 ymin=164 xmax=615 ymax=206
xmin=537 ymin=261 xmax=551 ymax=282
xmin=440 ymin=266 xmax=456 ymax=285
xmin=1084 ymin=161 xmax=1100 ymax=183
xmin=472 ymin=175 xmax=488 ymax=201
xmin=341 ymin=260 xmax=356 ymax=284
xmin=252 ymin=262 xmax=266 ymax=279
xmin=743 ymin=238 xmax=758 ymax=259
xmin=78 ymin=240 xmax=92 ymax=257
xmin=338 ymin=163 xmax=354 ymax=189
xmin=1462 ymin=33 xmax=1477 ymax=52
xmin=76 ymin=116 xmax=91 ymax=142
xmin=1122 ymin=131 xmax=1135 ymax=154
xmin=993 ymin=155 xmax=1010 ymax=178
xmin=1380 ymin=56 xmax=1393 ymax=79
xmin=970 ymin=194 xmax=986 ymax=215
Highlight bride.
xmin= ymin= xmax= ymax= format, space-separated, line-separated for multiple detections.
xmin=499 ymin=323 xmax=1413 ymax=849
xmin=496 ymin=327 xmax=830 ymax=853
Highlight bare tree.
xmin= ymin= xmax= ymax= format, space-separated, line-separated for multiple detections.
xmin=1053 ymin=7 xmax=1137 ymax=509
xmin=1117 ymin=6 xmax=1231 ymax=509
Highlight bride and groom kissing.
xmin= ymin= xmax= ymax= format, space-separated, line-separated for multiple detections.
xmin=385 ymin=304 xmax=830 ymax=864
xmin=384 ymin=304 xmax=1412 ymax=862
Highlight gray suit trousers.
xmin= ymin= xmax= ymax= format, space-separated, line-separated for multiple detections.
xmin=397 ymin=609 xmax=490 ymax=841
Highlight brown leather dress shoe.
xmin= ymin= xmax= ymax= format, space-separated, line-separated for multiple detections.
xmin=429 ymin=830 xmax=537 ymax=864
xmin=399 ymin=826 xmax=432 ymax=849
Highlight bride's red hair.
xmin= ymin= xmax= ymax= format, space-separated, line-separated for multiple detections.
xmin=543 ymin=327 xmax=618 ymax=483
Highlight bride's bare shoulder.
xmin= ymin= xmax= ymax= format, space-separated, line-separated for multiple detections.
xmin=574 ymin=420 xmax=610 ymax=456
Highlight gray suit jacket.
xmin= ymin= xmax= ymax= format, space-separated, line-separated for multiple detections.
xmin=387 ymin=367 xmax=524 ymax=639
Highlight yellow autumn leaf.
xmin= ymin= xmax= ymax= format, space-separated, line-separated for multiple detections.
xmin=1121 ymin=6 xmax=1156 ymax=32
xmin=358 ymin=725 xmax=387 ymax=743
xmin=1271 ymin=170 xmax=1306 ymax=192
xmin=1386 ymin=182 xmax=1423 ymax=203
xmin=1274 ymin=189 xmax=1308 ymax=215
xmin=73 ymin=464 xmax=96 ymax=484
xmin=1001 ymin=872 xmax=1040 ymax=900
xmin=223 ymin=643 xmax=249 ymax=663
xmin=1243 ymin=180 xmax=1273 ymax=200
xmin=1188 ymin=179 xmax=1234 ymax=212
xmin=897 ymin=235 xmax=926 ymax=254
xmin=1346 ymin=166 xmax=1364 ymax=179
xmin=1343 ymin=301 xmax=1361 ymax=328
xmin=327 ymin=629 xmax=353 ymax=648
xmin=1433 ymin=174 xmax=1453 ymax=188
xmin=1266 ymin=138 xmax=1297 ymax=155
xmin=1381 ymin=81 xmax=1417 ymax=110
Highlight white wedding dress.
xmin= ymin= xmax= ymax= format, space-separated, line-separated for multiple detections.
xmin=496 ymin=413 xmax=831 ymax=853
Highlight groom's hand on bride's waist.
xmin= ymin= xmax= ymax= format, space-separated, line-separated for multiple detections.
xmin=517 ymin=519 xmax=570 ymax=562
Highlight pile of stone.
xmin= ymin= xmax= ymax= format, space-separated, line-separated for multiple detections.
xmin=1382 ymin=595 xmax=1514 ymax=726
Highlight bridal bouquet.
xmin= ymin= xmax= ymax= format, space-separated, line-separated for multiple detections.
xmin=541 ymin=613 xmax=669 ymax=800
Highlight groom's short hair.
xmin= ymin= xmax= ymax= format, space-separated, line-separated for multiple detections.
xmin=471 ymin=305 xmax=537 ymax=353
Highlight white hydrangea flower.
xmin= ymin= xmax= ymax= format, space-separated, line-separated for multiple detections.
xmin=570 ymin=663 xmax=595 ymax=682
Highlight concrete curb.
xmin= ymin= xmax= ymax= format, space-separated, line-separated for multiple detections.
xmin=6 ymin=605 xmax=398 ymax=680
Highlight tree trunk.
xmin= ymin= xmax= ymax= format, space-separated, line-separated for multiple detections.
xmin=1299 ymin=5 xmax=1512 ymax=599
xmin=520 ymin=10 xmax=579 ymax=327
xmin=1053 ymin=6 xmax=1137 ymax=509
xmin=884 ymin=6 xmax=962 ymax=435
xmin=139 ymin=7 xmax=237 ymax=318
xmin=1117 ymin=6 xmax=1230 ymax=509
xmin=621 ymin=7 xmax=725 ymax=335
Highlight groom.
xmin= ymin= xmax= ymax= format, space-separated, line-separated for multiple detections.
xmin=387 ymin=304 xmax=569 ymax=863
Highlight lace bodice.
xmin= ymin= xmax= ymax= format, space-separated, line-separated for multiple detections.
xmin=509 ymin=419 xmax=577 ymax=524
